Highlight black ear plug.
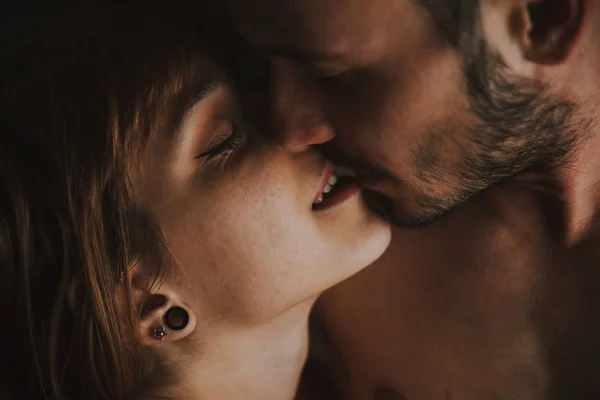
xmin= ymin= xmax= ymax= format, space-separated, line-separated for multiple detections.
xmin=165 ymin=307 xmax=189 ymax=331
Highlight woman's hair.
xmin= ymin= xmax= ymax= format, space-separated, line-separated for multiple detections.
xmin=0 ymin=2 xmax=233 ymax=399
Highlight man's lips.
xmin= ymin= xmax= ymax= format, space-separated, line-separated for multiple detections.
xmin=355 ymin=171 xmax=400 ymax=220
xmin=361 ymin=188 xmax=395 ymax=221
xmin=356 ymin=171 xmax=393 ymax=192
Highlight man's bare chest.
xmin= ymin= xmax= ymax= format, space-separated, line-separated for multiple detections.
xmin=313 ymin=185 xmax=600 ymax=400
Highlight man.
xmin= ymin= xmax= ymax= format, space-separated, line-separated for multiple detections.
xmin=228 ymin=1 xmax=600 ymax=399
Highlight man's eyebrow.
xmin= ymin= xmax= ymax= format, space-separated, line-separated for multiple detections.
xmin=264 ymin=46 xmax=345 ymax=62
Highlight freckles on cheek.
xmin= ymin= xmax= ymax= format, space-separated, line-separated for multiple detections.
xmin=232 ymin=175 xmax=303 ymax=238
xmin=233 ymin=162 xmax=295 ymax=209
xmin=239 ymin=184 xmax=290 ymax=224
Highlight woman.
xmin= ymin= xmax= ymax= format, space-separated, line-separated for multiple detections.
xmin=0 ymin=1 xmax=390 ymax=399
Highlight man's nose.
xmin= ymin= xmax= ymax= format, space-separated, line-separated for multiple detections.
xmin=270 ymin=57 xmax=335 ymax=153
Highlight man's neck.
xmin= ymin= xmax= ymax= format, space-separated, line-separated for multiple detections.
xmin=176 ymin=300 xmax=314 ymax=400
xmin=520 ymin=118 xmax=600 ymax=245
xmin=556 ymin=127 xmax=600 ymax=244
xmin=528 ymin=9 xmax=600 ymax=245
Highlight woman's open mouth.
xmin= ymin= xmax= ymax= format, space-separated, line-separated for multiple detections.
xmin=312 ymin=166 xmax=360 ymax=211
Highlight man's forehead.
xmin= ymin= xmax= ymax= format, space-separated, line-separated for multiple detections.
xmin=228 ymin=0 xmax=344 ymax=43
xmin=228 ymin=0 xmax=417 ymax=55
xmin=229 ymin=0 xmax=416 ymax=24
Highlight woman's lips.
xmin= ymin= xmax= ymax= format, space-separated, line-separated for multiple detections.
xmin=312 ymin=176 xmax=361 ymax=211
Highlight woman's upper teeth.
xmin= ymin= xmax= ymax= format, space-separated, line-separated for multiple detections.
xmin=314 ymin=174 xmax=339 ymax=205
xmin=323 ymin=174 xmax=338 ymax=194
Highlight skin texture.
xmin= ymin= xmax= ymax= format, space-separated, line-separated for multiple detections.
xmin=228 ymin=0 xmax=600 ymax=399
xmin=132 ymin=53 xmax=391 ymax=398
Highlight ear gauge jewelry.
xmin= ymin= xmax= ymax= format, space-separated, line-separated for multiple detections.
xmin=150 ymin=307 xmax=189 ymax=341
xmin=164 ymin=307 xmax=190 ymax=331
xmin=152 ymin=326 xmax=168 ymax=341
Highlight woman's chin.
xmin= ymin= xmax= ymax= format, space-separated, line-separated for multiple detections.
xmin=317 ymin=199 xmax=391 ymax=283
xmin=347 ymin=221 xmax=392 ymax=273
xmin=317 ymin=190 xmax=391 ymax=250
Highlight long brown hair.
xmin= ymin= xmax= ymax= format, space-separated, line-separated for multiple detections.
xmin=0 ymin=2 xmax=233 ymax=398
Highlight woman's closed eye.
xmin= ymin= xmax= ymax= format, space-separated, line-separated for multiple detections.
xmin=195 ymin=120 xmax=245 ymax=160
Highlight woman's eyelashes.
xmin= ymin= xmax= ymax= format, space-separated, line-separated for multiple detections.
xmin=195 ymin=120 xmax=245 ymax=160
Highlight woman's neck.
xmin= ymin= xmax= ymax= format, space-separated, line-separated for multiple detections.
xmin=164 ymin=299 xmax=315 ymax=400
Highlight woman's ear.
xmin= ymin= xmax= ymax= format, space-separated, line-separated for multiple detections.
xmin=480 ymin=0 xmax=590 ymax=70
xmin=67 ymin=262 xmax=197 ymax=346
xmin=137 ymin=294 xmax=197 ymax=346
xmin=127 ymin=264 xmax=197 ymax=346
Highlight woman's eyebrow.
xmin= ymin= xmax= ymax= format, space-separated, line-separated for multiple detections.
xmin=188 ymin=79 xmax=221 ymax=110
xmin=171 ymin=77 xmax=223 ymax=139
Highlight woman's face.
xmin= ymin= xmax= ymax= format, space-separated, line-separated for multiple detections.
xmin=135 ymin=55 xmax=391 ymax=326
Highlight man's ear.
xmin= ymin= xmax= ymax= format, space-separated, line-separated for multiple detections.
xmin=480 ymin=0 xmax=590 ymax=69
xmin=523 ymin=0 xmax=590 ymax=64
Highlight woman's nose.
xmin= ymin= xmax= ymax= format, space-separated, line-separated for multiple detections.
xmin=270 ymin=57 xmax=335 ymax=153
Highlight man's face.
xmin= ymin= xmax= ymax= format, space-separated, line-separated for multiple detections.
xmin=228 ymin=0 xmax=576 ymax=228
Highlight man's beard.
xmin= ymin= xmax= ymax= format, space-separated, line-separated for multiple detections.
xmin=374 ymin=37 xmax=581 ymax=229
